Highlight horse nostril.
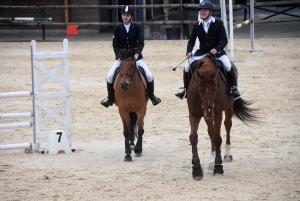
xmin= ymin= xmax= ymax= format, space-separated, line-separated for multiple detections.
xmin=204 ymin=115 xmax=214 ymax=121
xmin=120 ymin=82 xmax=129 ymax=90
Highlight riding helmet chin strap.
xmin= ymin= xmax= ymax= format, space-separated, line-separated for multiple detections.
xmin=201 ymin=12 xmax=211 ymax=21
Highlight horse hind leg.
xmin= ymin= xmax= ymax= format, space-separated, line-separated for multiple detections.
xmin=134 ymin=132 xmax=143 ymax=157
xmin=224 ymin=144 xmax=233 ymax=162
xmin=120 ymin=111 xmax=133 ymax=162
xmin=124 ymin=138 xmax=132 ymax=162
xmin=224 ymin=107 xmax=233 ymax=162
xmin=129 ymin=112 xmax=137 ymax=150
xmin=208 ymin=151 xmax=216 ymax=170
xmin=134 ymin=117 xmax=144 ymax=157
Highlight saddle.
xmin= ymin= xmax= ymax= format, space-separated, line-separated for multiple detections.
xmin=188 ymin=55 xmax=228 ymax=84
xmin=113 ymin=66 xmax=147 ymax=89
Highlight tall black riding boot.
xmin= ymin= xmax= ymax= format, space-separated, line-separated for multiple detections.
xmin=227 ymin=67 xmax=241 ymax=99
xmin=147 ymin=80 xmax=161 ymax=106
xmin=175 ymin=70 xmax=189 ymax=99
xmin=100 ymin=81 xmax=115 ymax=108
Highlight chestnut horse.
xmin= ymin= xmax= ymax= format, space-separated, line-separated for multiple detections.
xmin=114 ymin=49 xmax=148 ymax=162
xmin=187 ymin=55 xmax=258 ymax=180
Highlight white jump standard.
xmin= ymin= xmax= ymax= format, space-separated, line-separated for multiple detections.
xmin=0 ymin=39 xmax=73 ymax=154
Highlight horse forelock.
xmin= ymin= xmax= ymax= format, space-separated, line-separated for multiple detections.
xmin=120 ymin=49 xmax=135 ymax=60
xmin=120 ymin=52 xmax=134 ymax=60
xmin=197 ymin=61 xmax=218 ymax=86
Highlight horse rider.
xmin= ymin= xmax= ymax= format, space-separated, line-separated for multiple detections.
xmin=101 ymin=5 xmax=161 ymax=108
xmin=175 ymin=0 xmax=241 ymax=100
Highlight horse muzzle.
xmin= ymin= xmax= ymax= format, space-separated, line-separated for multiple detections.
xmin=204 ymin=115 xmax=215 ymax=121
xmin=120 ymin=82 xmax=130 ymax=91
xmin=204 ymin=109 xmax=215 ymax=121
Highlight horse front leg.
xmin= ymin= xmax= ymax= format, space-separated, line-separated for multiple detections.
xmin=120 ymin=110 xmax=132 ymax=162
xmin=134 ymin=107 xmax=146 ymax=157
xmin=189 ymin=114 xmax=203 ymax=180
xmin=209 ymin=113 xmax=224 ymax=175
xmin=206 ymin=124 xmax=216 ymax=170
xmin=134 ymin=116 xmax=144 ymax=157
xmin=223 ymin=106 xmax=233 ymax=162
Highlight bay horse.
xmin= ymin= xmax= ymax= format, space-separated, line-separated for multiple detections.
xmin=187 ymin=54 xmax=258 ymax=180
xmin=114 ymin=49 xmax=149 ymax=162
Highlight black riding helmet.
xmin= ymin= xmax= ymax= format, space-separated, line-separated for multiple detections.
xmin=120 ymin=5 xmax=134 ymax=15
xmin=199 ymin=0 xmax=214 ymax=12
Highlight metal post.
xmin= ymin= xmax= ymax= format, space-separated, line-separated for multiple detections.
xmin=136 ymin=0 xmax=144 ymax=35
xmin=229 ymin=0 xmax=243 ymax=62
xmin=220 ymin=0 xmax=228 ymax=51
xmin=41 ymin=9 xmax=46 ymax=41
xmin=248 ymin=0 xmax=262 ymax=53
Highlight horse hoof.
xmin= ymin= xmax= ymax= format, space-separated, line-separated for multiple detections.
xmin=208 ymin=162 xmax=215 ymax=170
xmin=135 ymin=153 xmax=143 ymax=157
xmin=224 ymin=155 xmax=233 ymax=162
xmin=213 ymin=165 xmax=224 ymax=175
xmin=124 ymin=155 xmax=132 ymax=162
xmin=192 ymin=165 xmax=204 ymax=180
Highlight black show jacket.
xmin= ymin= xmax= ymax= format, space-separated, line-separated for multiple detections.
xmin=187 ymin=18 xmax=228 ymax=58
xmin=112 ymin=22 xmax=144 ymax=60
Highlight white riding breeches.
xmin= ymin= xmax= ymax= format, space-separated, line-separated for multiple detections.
xmin=184 ymin=55 xmax=232 ymax=73
xmin=106 ymin=59 xmax=153 ymax=83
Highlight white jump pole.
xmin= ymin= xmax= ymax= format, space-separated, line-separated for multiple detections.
xmin=0 ymin=122 xmax=33 ymax=130
xmin=0 ymin=112 xmax=34 ymax=119
xmin=0 ymin=142 xmax=32 ymax=150
xmin=0 ymin=91 xmax=34 ymax=153
xmin=0 ymin=91 xmax=32 ymax=98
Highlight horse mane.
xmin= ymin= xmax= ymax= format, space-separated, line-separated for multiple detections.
xmin=196 ymin=56 xmax=218 ymax=86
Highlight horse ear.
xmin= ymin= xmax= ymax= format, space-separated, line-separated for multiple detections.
xmin=129 ymin=49 xmax=135 ymax=57
xmin=211 ymin=67 xmax=218 ymax=77
xmin=120 ymin=49 xmax=125 ymax=56
xmin=197 ymin=60 xmax=204 ymax=69
xmin=196 ymin=69 xmax=202 ymax=79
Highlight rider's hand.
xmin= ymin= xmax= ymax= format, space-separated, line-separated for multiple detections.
xmin=210 ymin=48 xmax=217 ymax=55
xmin=134 ymin=54 xmax=139 ymax=60
xmin=186 ymin=53 xmax=193 ymax=59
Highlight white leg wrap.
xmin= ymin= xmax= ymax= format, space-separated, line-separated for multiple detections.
xmin=208 ymin=151 xmax=216 ymax=170
xmin=225 ymin=144 xmax=232 ymax=156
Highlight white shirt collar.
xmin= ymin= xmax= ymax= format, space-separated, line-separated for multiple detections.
xmin=124 ymin=23 xmax=131 ymax=32
xmin=198 ymin=16 xmax=215 ymax=25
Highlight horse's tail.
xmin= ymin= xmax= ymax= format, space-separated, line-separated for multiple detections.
xmin=233 ymin=98 xmax=259 ymax=125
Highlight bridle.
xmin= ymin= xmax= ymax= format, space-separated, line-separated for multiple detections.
xmin=191 ymin=56 xmax=221 ymax=115
xmin=194 ymin=74 xmax=220 ymax=111
xmin=119 ymin=58 xmax=137 ymax=83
